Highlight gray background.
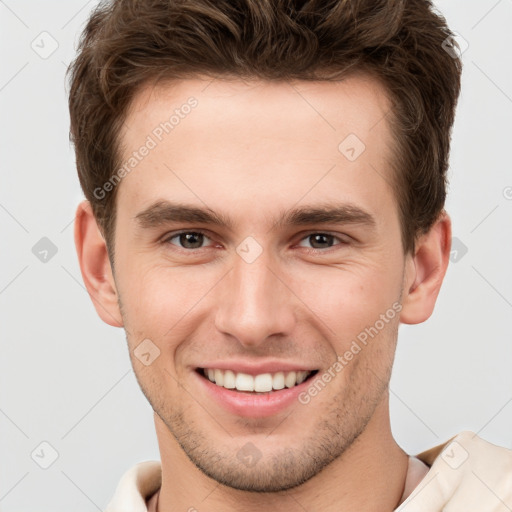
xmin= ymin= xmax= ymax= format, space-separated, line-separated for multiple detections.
xmin=1 ymin=1 xmax=511 ymax=510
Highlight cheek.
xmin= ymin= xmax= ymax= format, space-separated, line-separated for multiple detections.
xmin=117 ymin=261 xmax=216 ymax=342
xmin=292 ymin=260 xmax=403 ymax=332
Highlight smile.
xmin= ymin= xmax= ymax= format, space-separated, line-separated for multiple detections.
xmin=198 ymin=368 xmax=318 ymax=393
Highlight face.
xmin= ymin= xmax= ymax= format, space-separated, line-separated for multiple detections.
xmin=111 ymin=75 xmax=408 ymax=491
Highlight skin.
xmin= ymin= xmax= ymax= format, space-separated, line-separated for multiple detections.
xmin=75 ymin=75 xmax=451 ymax=511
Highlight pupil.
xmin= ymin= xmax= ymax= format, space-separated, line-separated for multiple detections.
xmin=311 ymin=234 xmax=332 ymax=248
xmin=181 ymin=232 xmax=203 ymax=249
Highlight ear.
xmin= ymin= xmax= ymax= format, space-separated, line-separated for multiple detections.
xmin=400 ymin=211 xmax=451 ymax=324
xmin=74 ymin=200 xmax=123 ymax=327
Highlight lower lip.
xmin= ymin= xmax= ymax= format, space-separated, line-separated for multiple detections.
xmin=194 ymin=371 xmax=315 ymax=418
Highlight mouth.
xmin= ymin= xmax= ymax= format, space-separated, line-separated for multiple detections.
xmin=196 ymin=367 xmax=319 ymax=394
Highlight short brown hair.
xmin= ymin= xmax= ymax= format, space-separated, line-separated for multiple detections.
xmin=68 ymin=0 xmax=462 ymax=260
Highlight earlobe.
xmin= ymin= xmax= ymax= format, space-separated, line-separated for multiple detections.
xmin=74 ymin=200 xmax=123 ymax=327
xmin=400 ymin=212 xmax=452 ymax=325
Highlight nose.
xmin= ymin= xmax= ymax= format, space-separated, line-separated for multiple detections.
xmin=214 ymin=247 xmax=296 ymax=349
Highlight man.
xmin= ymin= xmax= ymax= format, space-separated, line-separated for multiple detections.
xmin=68 ymin=0 xmax=512 ymax=510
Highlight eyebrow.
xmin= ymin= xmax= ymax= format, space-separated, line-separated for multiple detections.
xmin=134 ymin=200 xmax=376 ymax=231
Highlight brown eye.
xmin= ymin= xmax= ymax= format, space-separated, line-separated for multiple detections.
xmin=311 ymin=234 xmax=334 ymax=249
xmin=298 ymin=233 xmax=340 ymax=250
xmin=166 ymin=231 xmax=211 ymax=249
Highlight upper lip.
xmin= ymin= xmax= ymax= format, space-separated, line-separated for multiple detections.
xmin=194 ymin=360 xmax=318 ymax=375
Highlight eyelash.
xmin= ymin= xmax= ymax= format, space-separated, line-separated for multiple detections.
xmin=161 ymin=230 xmax=350 ymax=254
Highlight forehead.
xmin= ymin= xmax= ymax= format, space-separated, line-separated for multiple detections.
xmin=123 ymin=74 xmax=392 ymax=149
xmin=117 ymin=75 xmax=397 ymax=228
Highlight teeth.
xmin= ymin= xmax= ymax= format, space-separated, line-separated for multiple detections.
xmin=272 ymin=372 xmax=285 ymax=390
xmin=223 ymin=370 xmax=236 ymax=389
xmin=254 ymin=373 xmax=273 ymax=392
xmin=202 ymin=368 xmax=312 ymax=392
xmin=296 ymin=371 xmax=308 ymax=384
xmin=235 ymin=372 xmax=254 ymax=392
xmin=214 ymin=369 xmax=224 ymax=387
xmin=285 ymin=371 xmax=297 ymax=388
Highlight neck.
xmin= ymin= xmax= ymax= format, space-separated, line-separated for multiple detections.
xmin=154 ymin=397 xmax=409 ymax=511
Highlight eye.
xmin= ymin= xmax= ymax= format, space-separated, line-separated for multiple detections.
xmin=164 ymin=231 xmax=214 ymax=250
xmin=297 ymin=233 xmax=347 ymax=250
xmin=162 ymin=230 xmax=349 ymax=253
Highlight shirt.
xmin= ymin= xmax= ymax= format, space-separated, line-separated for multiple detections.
xmin=105 ymin=431 xmax=512 ymax=511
